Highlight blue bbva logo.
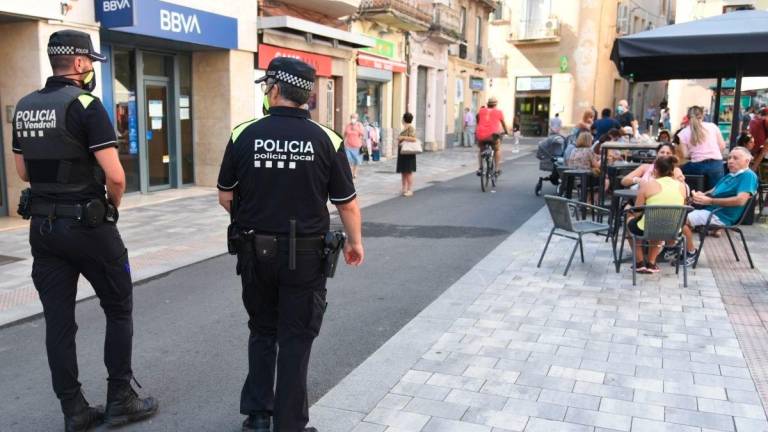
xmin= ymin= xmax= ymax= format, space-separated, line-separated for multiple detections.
xmin=102 ymin=0 xmax=130 ymax=12
xmin=160 ymin=9 xmax=201 ymax=34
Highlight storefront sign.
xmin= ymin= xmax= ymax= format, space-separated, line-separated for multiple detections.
xmin=469 ymin=77 xmax=485 ymax=91
xmin=95 ymin=0 xmax=238 ymax=49
xmin=357 ymin=53 xmax=407 ymax=74
xmin=361 ymin=37 xmax=396 ymax=59
xmin=258 ymin=44 xmax=333 ymax=77
xmin=516 ymin=76 xmax=552 ymax=92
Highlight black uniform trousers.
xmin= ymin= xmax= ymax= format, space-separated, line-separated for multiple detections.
xmin=29 ymin=217 xmax=134 ymax=415
xmin=238 ymin=243 xmax=328 ymax=432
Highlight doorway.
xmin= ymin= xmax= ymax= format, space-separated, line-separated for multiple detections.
xmin=144 ymin=81 xmax=171 ymax=189
xmin=0 ymin=106 xmax=7 ymax=216
xmin=515 ymin=95 xmax=550 ymax=137
xmin=416 ymin=66 xmax=428 ymax=142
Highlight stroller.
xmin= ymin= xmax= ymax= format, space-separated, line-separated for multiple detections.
xmin=534 ymin=134 xmax=567 ymax=196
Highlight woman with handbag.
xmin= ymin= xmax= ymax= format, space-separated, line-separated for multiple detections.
xmin=397 ymin=112 xmax=420 ymax=197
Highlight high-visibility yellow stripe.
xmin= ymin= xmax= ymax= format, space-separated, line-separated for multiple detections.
xmin=77 ymin=94 xmax=95 ymax=109
xmin=309 ymin=120 xmax=343 ymax=151
xmin=231 ymin=116 xmax=269 ymax=142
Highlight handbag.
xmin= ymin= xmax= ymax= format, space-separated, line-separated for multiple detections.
xmin=400 ymin=139 xmax=423 ymax=155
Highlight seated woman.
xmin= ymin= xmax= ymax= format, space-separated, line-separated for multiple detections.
xmin=621 ymin=143 xmax=686 ymax=190
xmin=657 ymin=130 xmax=671 ymax=143
xmin=567 ymin=131 xmax=600 ymax=173
xmin=626 ymin=156 xmax=687 ymax=274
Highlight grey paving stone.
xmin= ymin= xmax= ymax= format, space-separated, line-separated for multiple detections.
xmin=548 ymin=366 xmax=605 ymax=384
xmin=501 ymin=398 xmax=568 ymax=421
xmin=633 ymin=389 xmax=697 ymax=410
xmin=402 ymin=371 xmax=433 ymax=384
xmin=733 ymin=417 xmax=768 ymax=432
xmin=414 ymin=358 xmax=470 ymax=376
xmin=564 ymin=407 xmax=631 ymax=431
xmin=377 ymin=394 xmax=413 ymax=410
xmin=464 ymin=366 xmax=520 ymax=384
xmin=634 ymin=366 xmax=694 ymax=384
xmin=403 ymin=397 xmax=469 ymax=420
xmin=630 ymin=417 xmax=701 ymax=432
xmin=446 ymin=389 xmax=507 ymax=411
xmin=391 ymin=381 xmax=452 ymax=401
xmin=364 ymin=407 xmax=431 ymax=431
xmin=726 ymin=389 xmax=763 ymax=405
xmin=693 ymin=373 xmax=756 ymax=391
xmin=573 ymin=382 xmax=634 ymax=401
xmin=662 ymin=358 xmax=721 ymax=375
xmin=578 ymin=359 xmax=635 ymax=377
xmin=696 ymin=398 xmax=767 ymax=420
xmin=515 ymin=372 xmax=576 ymax=392
xmin=719 ymin=365 xmax=753 ymax=380
xmin=607 ymin=353 xmax=662 ymax=369
xmin=603 ymin=374 xmax=663 ymax=393
xmin=480 ymin=381 xmax=541 ymax=401
xmin=598 ymin=398 xmax=664 ymax=421
xmin=537 ymin=389 xmax=601 ymax=411
xmin=523 ymin=418 xmax=594 ymax=432
xmin=351 ymin=423 xmax=387 ymax=432
xmin=427 ymin=373 xmax=486 ymax=391
xmin=462 ymin=408 xmax=529 ymax=431
xmin=664 ymin=407 xmax=735 ymax=431
xmin=495 ymin=359 xmax=550 ymax=376
xmin=664 ymin=382 xmax=728 ymax=400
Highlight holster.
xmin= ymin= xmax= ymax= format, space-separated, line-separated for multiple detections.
xmin=17 ymin=188 xmax=32 ymax=219
xmin=322 ymin=231 xmax=346 ymax=278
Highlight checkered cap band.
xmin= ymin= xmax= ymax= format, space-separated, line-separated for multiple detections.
xmin=274 ymin=70 xmax=314 ymax=91
xmin=48 ymin=45 xmax=76 ymax=56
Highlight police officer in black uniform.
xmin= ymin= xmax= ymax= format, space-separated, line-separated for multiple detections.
xmin=12 ymin=30 xmax=158 ymax=432
xmin=217 ymin=57 xmax=364 ymax=432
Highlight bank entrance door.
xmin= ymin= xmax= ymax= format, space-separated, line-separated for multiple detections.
xmin=144 ymin=80 xmax=171 ymax=190
xmin=515 ymin=95 xmax=550 ymax=137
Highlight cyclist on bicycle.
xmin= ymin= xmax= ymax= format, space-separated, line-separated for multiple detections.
xmin=475 ymin=96 xmax=509 ymax=176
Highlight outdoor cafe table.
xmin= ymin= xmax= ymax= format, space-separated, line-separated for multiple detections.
xmin=598 ymin=142 xmax=660 ymax=208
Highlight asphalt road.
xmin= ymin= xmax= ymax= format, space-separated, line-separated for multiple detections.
xmin=0 ymin=153 xmax=543 ymax=432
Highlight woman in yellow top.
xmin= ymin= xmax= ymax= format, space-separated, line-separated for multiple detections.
xmin=626 ymin=155 xmax=687 ymax=274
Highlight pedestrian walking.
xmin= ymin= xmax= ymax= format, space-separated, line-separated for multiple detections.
xmin=219 ymin=57 xmax=364 ymax=432
xmin=463 ymin=107 xmax=476 ymax=147
xmin=549 ymin=113 xmax=562 ymax=135
xmin=343 ymin=113 xmax=365 ymax=178
xmin=678 ymin=105 xmax=727 ymax=190
xmin=616 ymin=99 xmax=638 ymax=137
xmin=12 ymin=30 xmax=157 ymax=432
xmin=397 ymin=112 xmax=418 ymax=197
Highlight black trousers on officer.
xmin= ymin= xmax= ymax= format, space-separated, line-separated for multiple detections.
xmin=238 ymin=245 xmax=327 ymax=432
xmin=29 ymin=217 xmax=134 ymax=415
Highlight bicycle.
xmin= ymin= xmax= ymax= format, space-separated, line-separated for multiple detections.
xmin=479 ymin=140 xmax=498 ymax=192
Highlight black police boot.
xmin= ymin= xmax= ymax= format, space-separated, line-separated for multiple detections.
xmin=62 ymin=391 xmax=104 ymax=432
xmin=241 ymin=414 xmax=270 ymax=432
xmin=104 ymin=382 xmax=158 ymax=427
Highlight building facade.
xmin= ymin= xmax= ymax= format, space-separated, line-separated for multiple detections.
xmin=445 ymin=0 xmax=495 ymax=147
xmin=488 ymin=0 xmax=671 ymax=137
xmin=0 ymin=0 xmax=259 ymax=216
xmin=667 ymin=0 xmax=768 ymax=139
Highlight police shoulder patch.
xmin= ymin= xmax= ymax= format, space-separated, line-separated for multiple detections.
xmin=231 ymin=116 xmax=269 ymax=142
xmin=309 ymin=120 xmax=343 ymax=151
xmin=77 ymin=94 xmax=96 ymax=109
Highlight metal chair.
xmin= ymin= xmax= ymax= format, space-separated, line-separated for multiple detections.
xmin=538 ymin=195 xmax=613 ymax=276
xmin=693 ymin=194 xmax=757 ymax=269
xmin=617 ymin=205 xmax=692 ymax=287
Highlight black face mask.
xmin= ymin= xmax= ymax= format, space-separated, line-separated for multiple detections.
xmin=55 ymin=69 xmax=96 ymax=92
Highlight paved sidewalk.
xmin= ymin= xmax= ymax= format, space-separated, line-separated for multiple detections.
xmin=0 ymin=140 xmax=535 ymax=327
xmin=310 ymin=208 xmax=768 ymax=432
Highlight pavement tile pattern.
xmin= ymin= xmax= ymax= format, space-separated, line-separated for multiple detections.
xmin=311 ymin=206 xmax=768 ymax=432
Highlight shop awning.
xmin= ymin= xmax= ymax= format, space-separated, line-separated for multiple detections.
xmin=357 ymin=53 xmax=407 ymax=74
xmin=257 ymin=16 xmax=375 ymax=50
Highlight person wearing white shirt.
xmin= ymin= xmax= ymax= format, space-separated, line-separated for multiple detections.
xmin=463 ymin=107 xmax=476 ymax=147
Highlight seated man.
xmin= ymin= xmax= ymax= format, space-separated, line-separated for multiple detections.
xmin=678 ymin=146 xmax=758 ymax=265
xmin=475 ymin=97 xmax=508 ymax=176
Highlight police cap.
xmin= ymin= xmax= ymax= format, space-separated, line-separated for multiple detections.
xmin=47 ymin=30 xmax=107 ymax=62
xmin=255 ymin=57 xmax=316 ymax=91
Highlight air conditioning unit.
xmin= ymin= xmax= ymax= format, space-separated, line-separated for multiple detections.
xmin=544 ymin=18 xmax=560 ymax=37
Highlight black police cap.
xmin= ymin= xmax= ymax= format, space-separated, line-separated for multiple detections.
xmin=255 ymin=57 xmax=316 ymax=91
xmin=47 ymin=30 xmax=107 ymax=62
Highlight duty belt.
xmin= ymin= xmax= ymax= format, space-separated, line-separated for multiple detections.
xmin=29 ymin=202 xmax=86 ymax=220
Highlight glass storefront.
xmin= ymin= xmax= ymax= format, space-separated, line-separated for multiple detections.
xmin=105 ymin=45 xmax=194 ymax=192
xmin=356 ymin=79 xmax=382 ymax=126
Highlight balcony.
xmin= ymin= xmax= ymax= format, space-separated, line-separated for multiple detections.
xmin=508 ymin=18 xmax=561 ymax=44
xmin=358 ymin=0 xmax=432 ymax=32
xmin=429 ymin=4 xmax=463 ymax=43
xmin=279 ymin=0 xmax=361 ymax=18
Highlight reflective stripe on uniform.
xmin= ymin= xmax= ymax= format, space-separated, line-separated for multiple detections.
xmin=231 ymin=116 xmax=270 ymax=142
xmin=309 ymin=120 xmax=343 ymax=151
xmin=77 ymin=94 xmax=95 ymax=109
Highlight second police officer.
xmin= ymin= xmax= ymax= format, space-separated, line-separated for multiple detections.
xmin=12 ymin=30 xmax=158 ymax=431
xmin=217 ymin=57 xmax=364 ymax=432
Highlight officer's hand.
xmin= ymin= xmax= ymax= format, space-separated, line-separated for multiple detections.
xmin=344 ymin=242 xmax=364 ymax=266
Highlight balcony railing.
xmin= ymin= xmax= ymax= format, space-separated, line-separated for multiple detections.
xmin=430 ymin=4 xmax=462 ymax=42
xmin=510 ymin=18 xmax=561 ymax=42
xmin=358 ymin=0 xmax=433 ymax=30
